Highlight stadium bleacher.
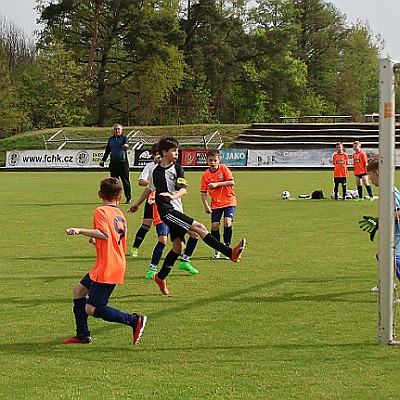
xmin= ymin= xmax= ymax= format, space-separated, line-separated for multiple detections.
xmin=235 ymin=122 xmax=400 ymax=149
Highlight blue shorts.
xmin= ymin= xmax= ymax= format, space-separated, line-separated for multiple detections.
xmin=156 ymin=222 xmax=170 ymax=237
xmin=211 ymin=206 xmax=236 ymax=223
xmin=80 ymin=273 xmax=116 ymax=307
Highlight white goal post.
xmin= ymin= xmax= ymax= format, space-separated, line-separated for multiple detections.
xmin=378 ymin=58 xmax=400 ymax=345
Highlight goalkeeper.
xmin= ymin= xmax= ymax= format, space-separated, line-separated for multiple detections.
xmin=358 ymin=159 xmax=400 ymax=285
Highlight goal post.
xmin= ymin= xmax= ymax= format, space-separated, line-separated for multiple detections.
xmin=378 ymin=57 xmax=399 ymax=345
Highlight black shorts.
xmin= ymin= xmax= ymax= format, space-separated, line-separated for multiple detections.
xmin=355 ymin=174 xmax=367 ymax=179
xmin=334 ymin=177 xmax=347 ymax=184
xmin=161 ymin=210 xmax=194 ymax=241
xmin=143 ymin=201 xmax=153 ymax=219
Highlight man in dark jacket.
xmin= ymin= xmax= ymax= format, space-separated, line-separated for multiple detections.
xmin=100 ymin=123 xmax=132 ymax=203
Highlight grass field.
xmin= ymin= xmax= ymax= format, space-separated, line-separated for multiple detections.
xmin=1 ymin=169 xmax=400 ymax=399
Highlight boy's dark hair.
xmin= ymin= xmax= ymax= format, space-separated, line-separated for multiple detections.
xmin=158 ymin=136 xmax=179 ymax=156
xmin=151 ymin=143 xmax=158 ymax=157
xmin=100 ymin=177 xmax=122 ymax=200
xmin=207 ymin=149 xmax=220 ymax=158
xmin=367 ymin=159 xmax=379 ymax=172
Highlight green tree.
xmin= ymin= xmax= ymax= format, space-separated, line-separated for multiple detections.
xmin=0 ymin=57 xmax=23 ymax=136
xmin=333 ymin=21 xmax=380 ymax=120
xmin=19 ymin=42 xmax=88 ymax=129
xmin=37 ymin=0 xmax=185 ymax=126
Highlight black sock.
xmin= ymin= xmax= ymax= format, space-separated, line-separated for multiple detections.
xmin=203 ymin=233 xmax=232 ymax=258
xmin=133 ymin=224 xmax=151 ymax=248
xmin=183 ymin=237 xmax=198 ymax=258
xmin=211 ymin=229 xmax=220 ymax=242
xmin=366 ymin=185 xmax=373 ymax=197
xmin=73 ymin=298 xmax=90 ymax=338
xmin=357 ymin=185 xmax=363 ymax=199
xmin=158 ymin=249 xmax=180 ymax=280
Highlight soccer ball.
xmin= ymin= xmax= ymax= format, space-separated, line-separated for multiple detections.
xmin=281 ymin=191 xmax=290 ymax=200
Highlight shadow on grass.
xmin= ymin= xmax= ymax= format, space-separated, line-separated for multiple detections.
xmin=12 ymin=202 xmax=99 ymax=207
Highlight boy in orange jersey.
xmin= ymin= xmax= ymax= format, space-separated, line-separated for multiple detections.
xmin=63 ymin=177 xmax=147 ymax=345
xmin=333 ymin=142 xmax=349 ymax=201
xmin=201 ymin=149 xmax=238 ymax=259
xmin=352 ymin=141 xmax=374 ymax=201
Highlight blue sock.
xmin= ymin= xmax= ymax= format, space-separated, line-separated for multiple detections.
xmin=223 ymin=226 xmax=233 ymax=246
xmin=151 ymin=241 xmax=166 ymax=266
xmin=211 ymin=229 xmax=220 ymax=242
xmin=357 ymin=185 xmax=363 ymax=199
xmin=366 ymin=185 xmax=373 ymax=197
xmin=183 ymin=237 xmax=198 ymax=258
xmin=93 ymin=305 xmax=137 ymax=326
xmin=73 ymin=298 xmax=90 ymax=338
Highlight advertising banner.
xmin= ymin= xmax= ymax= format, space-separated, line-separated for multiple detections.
xmin=6 ymin=149 xmax=137 ymax=168
xmin=181 ymin=149 xmax=248 ymax=167
xmin=247 ymin=148 xmax=391 ymax=168
xmin=219 ymin=149 xmax=248 ymax=167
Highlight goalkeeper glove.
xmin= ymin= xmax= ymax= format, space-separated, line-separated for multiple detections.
xmin=358 ymin=216 xmax=379 ymax=241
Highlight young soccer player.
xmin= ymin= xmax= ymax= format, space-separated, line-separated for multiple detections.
xmin=145 ymin=195 xmax=199 ymax=279
xmin=359 ymin=159 xmax=400 ymax=290
xmin=130 ymin=144 xmax=159 ymax=257
xmin=128 ymin=137 xmax=246 ymax=296
xmin=352 ymin=141 xmax=373 ymax=201
xmin=332 ymin=142 xmax=349 ymax=201
xmin=201 ymin=149 xmax=237 ymax=259
xmin=63 ymin=177 xmax=147 ymax=345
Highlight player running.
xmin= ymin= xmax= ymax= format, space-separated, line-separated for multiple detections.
xmin=63 ymin=178 xmax=146 ymax=345
xmin=128 ymin=136 xmax=246 ymax=296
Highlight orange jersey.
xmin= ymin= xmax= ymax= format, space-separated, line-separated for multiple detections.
xmin=333 ymin=152 xmax=349 ymax=178
xmin=353 ymin=151 xmax=368 ymax=176
xmin=200 ymin=164 xmax=237 ymax=209
xmin=89 ymin=205 xmax=127 ymax=284
xmin=147 ymin=191 xmax=162 ymax=226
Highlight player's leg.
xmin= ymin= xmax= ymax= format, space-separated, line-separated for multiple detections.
xmin=223 ymin=206 xmax=236 ymax=246
xmin=146 ymin=224 xmax=169 ymax=279
xmin=63 ymin=275 xmax=91 ymax=344
xmin=355 ymin=175 xmax=363 ymax=200
xmin=342 ymin=179 xmax=347 ymax=201
xmin=87 ymin=282 xmax=147 ymax=345
xmin=131 ymin=201 xmax=153 ymax=257
xmin=178 ymin=231 xmax=199 ymax=274
xmin=191 ymin=220 xmax=245 ymax=262
xmin=211 ymin=209 xmax=222 ymax=258
xmin=362 ymin=175 xmax=374 ymax=200
xmin=120 ymin=161 xmax=132 ymax=203
xmin=333 ymin=178 xmax=340 ymax=200
xmin=153 ymin=236 xmax=184 ymax=295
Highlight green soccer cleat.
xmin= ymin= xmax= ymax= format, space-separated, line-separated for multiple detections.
xmin=145 ymin=269 xmax=157 ymax=279
xmin=130 ymin=247 xmax=139 ymax=257
xmin=354 ymin=198 xmax=363 ymax=202
xmin=368 ymin=197 xmax=375 ymax=202
xmin=178 ymin=260 xmax=199 ymax=274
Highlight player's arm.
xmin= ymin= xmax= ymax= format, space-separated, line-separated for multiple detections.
xmin=100 ymin=139 xmax=111 ymax=166
xmin=128 ymin=187 xmax=152 ymax=213
xmin=160 ymin=188 xmax=187 ymax=200
xmin=66 ymin=228 xmax=107 ymax=240
xmin=208 ymin=179 xmax=235 ymax=189
xmin=201 ymin=191 xmax=212 ymax=214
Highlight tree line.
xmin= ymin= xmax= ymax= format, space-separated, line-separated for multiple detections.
xmin=0 ymin=0 xmax=385 ymax=135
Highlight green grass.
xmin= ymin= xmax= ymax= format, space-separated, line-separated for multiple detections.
xmin=1 ymin=169 xmax=400 ymax=399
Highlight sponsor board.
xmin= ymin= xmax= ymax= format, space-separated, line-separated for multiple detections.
xmin=181 ymin=149 xmax=247 ymax=167
xmin=6 ymin=150 xmax=128 ymax=168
